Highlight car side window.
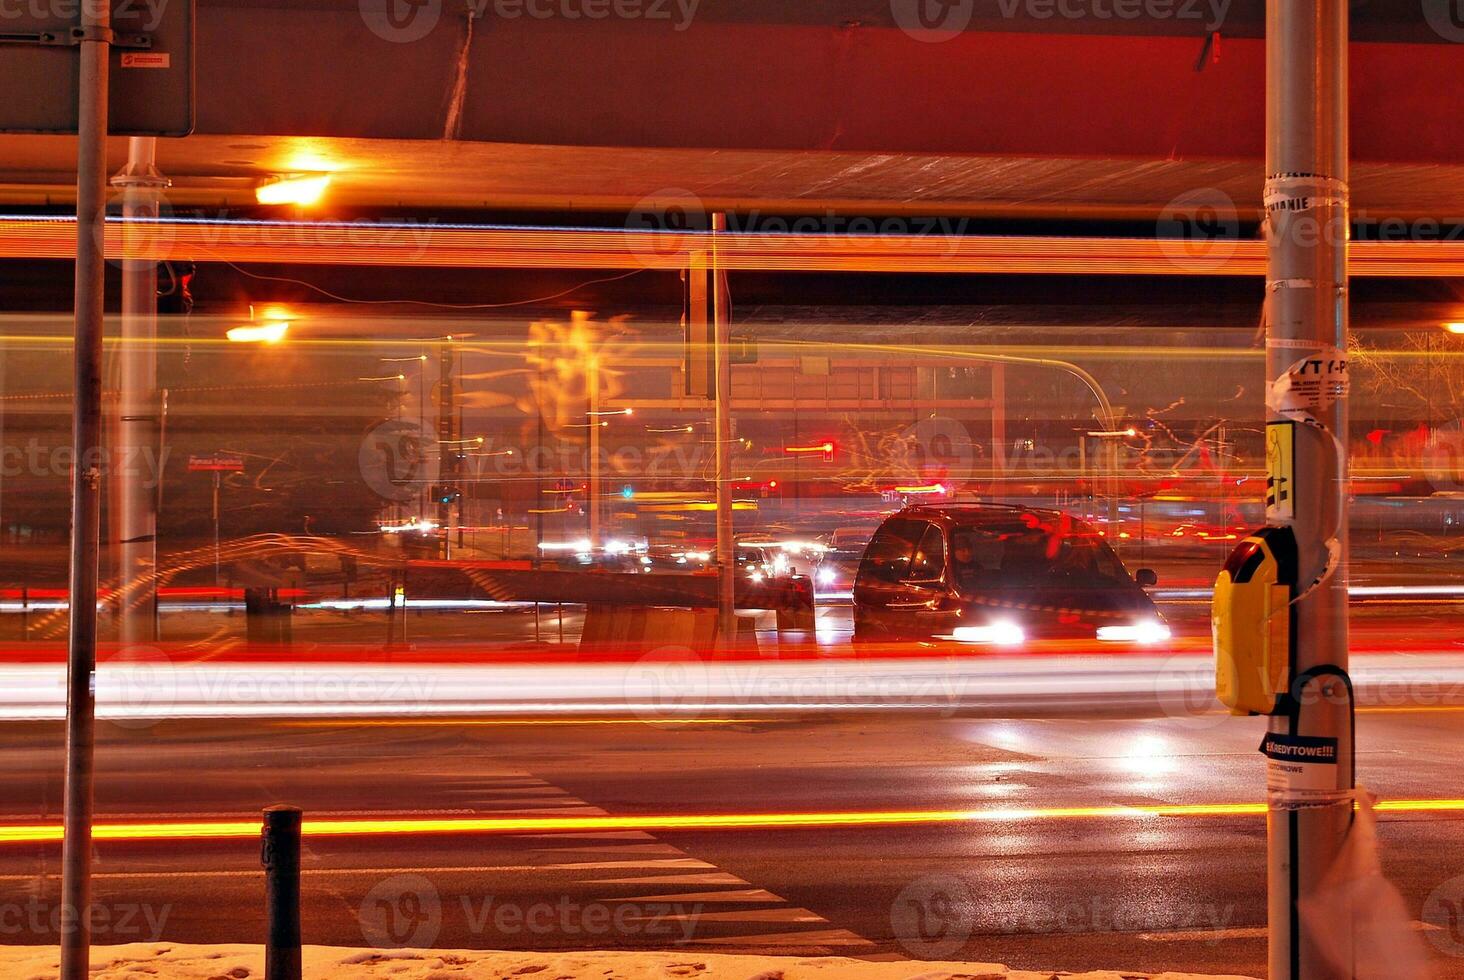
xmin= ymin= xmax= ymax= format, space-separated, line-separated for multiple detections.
xmin=906 ymin=523 xmax=946 ymax=581
xmin=857 ymin=519 xmax=919 ymax=584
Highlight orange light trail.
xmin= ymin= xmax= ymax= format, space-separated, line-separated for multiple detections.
xmin=3 ymin=216 xmax=1464 ymax=275
xmin=2 ymin=799 xmax=1462 ymax=845
xmin=279 ymin=717 xmax=769 ymax=727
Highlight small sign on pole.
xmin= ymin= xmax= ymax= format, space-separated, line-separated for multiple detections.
xmin=0 ymin=0 xmax=194 ymax=136
xmin=188 ymin=454 xmax=245 ymax=473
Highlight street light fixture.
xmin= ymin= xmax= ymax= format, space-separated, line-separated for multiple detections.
xmin=227 ymin=304 xmax=292 ymax=344
xmin=226 ymin=321 xmax=288 ymax=344
xmin=1443 ymin=322 xmax=1464 ymax=334
xmin=255 ymin=173 xmax=331 ymax=206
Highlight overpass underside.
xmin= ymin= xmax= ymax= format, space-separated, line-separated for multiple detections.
xmin=2 ymin=0 xmax=1463 ymax=219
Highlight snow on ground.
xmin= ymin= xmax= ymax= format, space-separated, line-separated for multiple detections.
xmin=0 ymin=943 xmax=1259 ymax=980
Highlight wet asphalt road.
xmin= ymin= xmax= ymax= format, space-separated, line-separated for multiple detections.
xmin=3 ymin=706 xmax=1464 ymax=976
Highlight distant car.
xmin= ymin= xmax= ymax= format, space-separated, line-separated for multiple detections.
xmin=852 ymin=503 xmax=1166 ymax=646
xmin=813 ymin=527 xmax=871 ymax=593
xmin=648 ymin=542 xmax=814 ymax=627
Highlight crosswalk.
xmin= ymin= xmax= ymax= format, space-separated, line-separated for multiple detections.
xmin=413 ymin=770 xmax=873 ymax=954
xmin=0 ymin=732 xmax=875 ymax=955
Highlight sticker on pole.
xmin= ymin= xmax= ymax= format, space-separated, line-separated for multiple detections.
xmin=1265 ymin=421 xmax=1295 ymax=520
xmin=1261 ymin=731 xmax=1341 ymax=806
xmin=1266 ymin=344 xmax=1349 ymax=423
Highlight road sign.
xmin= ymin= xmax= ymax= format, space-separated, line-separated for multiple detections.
xmin=0 ymin=0 xmax=194 ymax=135
xmin=188 ymin=454 xmax=244 ymax=473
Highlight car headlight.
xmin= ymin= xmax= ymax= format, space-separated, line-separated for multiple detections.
xmin=816 ymin=567 xmax=837 ymax=586
xmin=951 ymin=621 xmax=1025 ymax=646
xmin=1096 ymin=620 xmax=1171 ymax=644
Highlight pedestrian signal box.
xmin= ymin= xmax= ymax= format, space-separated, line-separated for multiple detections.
xmin=1213 ymin=525 xmax=1299 ymax=716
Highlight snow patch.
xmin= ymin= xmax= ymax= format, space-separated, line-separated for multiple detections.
xmin=0 ymin=944 xmax=1261 ymax=980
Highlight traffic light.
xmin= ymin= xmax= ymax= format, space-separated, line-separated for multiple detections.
xmin=784 ymin=441 xmax=835 ymax=463
xmin=432 ymin=485 xmax=462 ymax=506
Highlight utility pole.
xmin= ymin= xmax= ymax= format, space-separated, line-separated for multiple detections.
xmin=711 ymin=212 xmax=735 ymax=645
xmin=113 ymin=137 xmax=166 ymax=643
xmin=584 ymin=311 xmax=601 ymax=547
xmin=534 ymin=332 xmax=545 ymax=562
xmin=436 ymin=339 xmax=458 ymax=559
xmin=1264 ymin=1 xmax=1354 ymax=976
xmin=61 ymin=0 xmax=110 ymax=975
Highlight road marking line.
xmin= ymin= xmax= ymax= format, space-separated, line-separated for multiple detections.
xmin=443 ymin=788 xmax=573 ymax=796
xmin=472 ymin=800 xmax=596 ymax=809
xmin=608 ymin=888 xmax=786 ymax=903
xmin=503 ymin=831 xmax=658 ymax=840
xmin=584 ymin=873 xmax=748 ymax=886
xmin=533 ymin=844 xmax=688 ymax=856
xmin=688 ymin=928 xmax=873 ymax=947
xmin=538 ymin=859 xmax=718 ymax=871
xmin=643 ymin=907 xmax=829 ymax=924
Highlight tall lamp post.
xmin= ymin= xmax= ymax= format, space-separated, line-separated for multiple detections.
xmin=113 ymin=137 xmax=167 ymax=644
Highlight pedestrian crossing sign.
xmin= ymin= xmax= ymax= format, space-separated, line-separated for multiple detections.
xmin=1266 ymin=421 xmax=1295 ymax=519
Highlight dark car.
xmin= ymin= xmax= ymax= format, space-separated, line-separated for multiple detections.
xmin=852 ymin=503 xmax=1166 ymax=646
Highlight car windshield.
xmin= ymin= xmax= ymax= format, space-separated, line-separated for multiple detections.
xmin=948 ymin=517 xmax=1132 ymax=590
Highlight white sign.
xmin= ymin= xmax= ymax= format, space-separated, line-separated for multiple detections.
xmin=1262 ymin=731 xmax=1341 ymax=804
xmin=1266 ymin=345 xmax=1349 ymax=422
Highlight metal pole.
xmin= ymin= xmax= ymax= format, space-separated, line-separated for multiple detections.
xmin=261 ymin=805 xmax=303 ymax=980
xmin=113 ymin=137 xmax=166 ymax=645
xmin=534 ymin=339 xmax=545 ymax=563
xmin=712 ymin=212 xmax=735 ymax=645
xmin=1106 ymin=438 xmax=1119 ymax=540
xmin=1264 ymin=1 xmax=1353 ymax=977
xmin=990 ymin=362 xmax=1006 ymax=483
xmin=61 ymin=2 xmax=110 ymax=974
xmin=1078 ymin=436 xmax=1087 ymax=518
xmin=586 ymin=328 xmax=601 ymax=547
xmin=212 ymin=470 xmax=221 ymax=587
xmin=418 ymin=346 xmax=428 ymax=522
xmin=437 ymin=339 xmax=457 ymax=560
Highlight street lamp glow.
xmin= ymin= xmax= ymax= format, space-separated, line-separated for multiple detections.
xmin=226 ymin=322 xmax=289 ymax=344
xmin=1444 ymin=322 xmax=1464 ymax=334
xmin=255 ymin=174 xmax=331 ymax=206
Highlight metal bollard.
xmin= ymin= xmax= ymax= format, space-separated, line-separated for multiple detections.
xmin=261 ymin=805 xmax=302 ymax=980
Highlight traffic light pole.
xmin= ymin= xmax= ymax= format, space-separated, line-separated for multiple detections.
xmin=586 ymin=321 xmax=601 ymax=547
xmin=61 ymin=1 xmax=111 ymax=976
xmin=1264 ymin=1 xmax=1355 ymax=976
xmin=711 ymin=212 xmax=735 ymax=644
